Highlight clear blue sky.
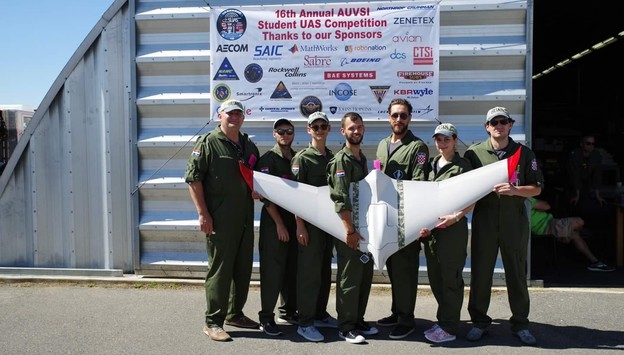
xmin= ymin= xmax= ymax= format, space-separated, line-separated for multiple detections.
xmin=0 ymin=0 xmax=113 ymax=109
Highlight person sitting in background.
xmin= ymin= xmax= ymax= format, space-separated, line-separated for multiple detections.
xmin=529 ymin=197 xmax=614 ymax=272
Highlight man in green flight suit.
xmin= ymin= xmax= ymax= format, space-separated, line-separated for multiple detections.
xmin=327 ymin=112 xmax=378 ymax=344
xmin=185 ymin=99 xmax=260 ymax=342
xmin=291 ymin=111 xmax=338 ymax=342
xmin=256 ymin=118 xmax=299 ymax=336
xmin=464 ymin=106 xmax=544 ymax=346
xmin=375 ymin=98 xmax=429 ymax=340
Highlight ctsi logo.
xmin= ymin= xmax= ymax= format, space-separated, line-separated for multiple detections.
xmin=390 ymin=49 xmax=406 ymax=60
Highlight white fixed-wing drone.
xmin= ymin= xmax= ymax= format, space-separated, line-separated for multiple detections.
xmin=242 ymin=156 xmax=516 ymax=271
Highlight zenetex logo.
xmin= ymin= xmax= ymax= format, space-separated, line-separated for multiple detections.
xmin=268 ymin=67 xmax=307 ymax=77
xmin=216 ymin=9 xmax=247 ymax=41
xmin=304 ymin=55 xmax=331 ymax=68
xmin=397 ymin=71 xmax=434 ymax=81
xmin=393 ymin=16 xmax=435 ymax=25
xmin=330 ymin=82 xmax=356 ymax=101
xmin=344 ymin=44 xmax=387 ymax=53
xmin=340 ymin=57 xmax=382 ymax=66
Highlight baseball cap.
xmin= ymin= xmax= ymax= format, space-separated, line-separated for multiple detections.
xmin=485 ymin=106 xmax=512 ymax=123
xmin=307 ymin=111 xmax=329 ymax=125
xmin=432 ymin=123 xmax=458 ymax=137
xmin=219 ymin=99 xmax=245 ymax=113
xmin=273 ymin=118 xmax=293 ymax=129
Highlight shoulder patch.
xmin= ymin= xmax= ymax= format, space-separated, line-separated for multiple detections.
xmin=417 ymin=152 xmax=426 ymax=165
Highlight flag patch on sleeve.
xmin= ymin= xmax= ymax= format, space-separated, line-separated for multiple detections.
xmin=291 ymin=165 xmax=299 ymax=174
xmin=336 ymin=170 xmax=346 ymax=177
xmin=191 ymin=149 xmax=201 ymax=157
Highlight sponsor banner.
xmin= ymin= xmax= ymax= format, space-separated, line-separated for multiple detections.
xmin=210 ymin=2 xmax=439 ymax=121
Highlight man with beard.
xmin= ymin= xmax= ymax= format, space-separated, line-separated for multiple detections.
xmin=327 ymin=112 xmax=378 ymax=344
xmin=375 ymin=98 xmax=430 ymax=339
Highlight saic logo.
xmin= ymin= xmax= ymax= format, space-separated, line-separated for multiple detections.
xmin=254 ymin=45 xmax=284 ymax=57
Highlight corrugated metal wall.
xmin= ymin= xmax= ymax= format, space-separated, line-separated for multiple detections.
xmin=0 ymin=0 xmax=532 ymax=283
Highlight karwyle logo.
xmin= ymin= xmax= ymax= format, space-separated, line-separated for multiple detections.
xmin=340 ymin=57 xmax=382 ymax=66
xmin=216 ymin=43 xmax=249 ymax=53
xmin=392 ymin=33 xmax=423 ymax=43
xmin=268 ymin=67 xmax=307 ymax=77
xmin=304 ymin=55 xmax=331 ymax=68
xmin=393 ymin=88 xmax=434 ymax=97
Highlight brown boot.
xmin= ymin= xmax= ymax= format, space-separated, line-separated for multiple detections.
xmin=203 ymin=325 xmax=232 ymax=341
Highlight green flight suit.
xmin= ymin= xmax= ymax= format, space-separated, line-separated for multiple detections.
xmin=291 ymin=144 xmax=335 ymax=327
xmin=327 ymin=146 xmax=373 ymax=334
xmin=423 ymin=153 xmax=472 ymax=335
xmin=464 ymin=138 xmax=544 ymax=332
xmin=184 ymin=125 xmax=260 ymax=328
xmin=376 ymin=130 xmax=429 ymax=328
xmin=256 ymin=144 xmax=298 ymax=323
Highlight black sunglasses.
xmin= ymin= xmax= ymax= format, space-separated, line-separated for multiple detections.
xmin=583 ymin=141 xmax=595 ymax=146
xmin=489 ymin=118 xmax=510 ymax=126
xmin=310 ymin=124 xmax=329 ymax=132
xmin=275 ymin=128 xmax=294 ymax=136
xmin=390 ymin=112 xmax=409 ymax=120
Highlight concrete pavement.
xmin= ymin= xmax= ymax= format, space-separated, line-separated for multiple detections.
xmin=1 ymin=275 xmax=623 ymax=354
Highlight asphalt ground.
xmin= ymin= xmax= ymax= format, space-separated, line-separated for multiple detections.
xmin=1 ymin=275 xmax=623 ymax=354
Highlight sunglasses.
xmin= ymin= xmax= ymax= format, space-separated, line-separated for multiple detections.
xmin=583 ymin=141 xmax=595 ymax=146
xmin=390 ymin=112 xmax=409 ymax=120
xmin=275 ymin=128 xmax=294 ymax=136
xmin=310 ymin=124 xmax=329 ymax=132
xmin=489 ymin=118 xmax=510 ymax=126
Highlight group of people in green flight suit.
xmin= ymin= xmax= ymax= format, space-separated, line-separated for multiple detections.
xmin=184 ymin=98 xmax=545 ymax=346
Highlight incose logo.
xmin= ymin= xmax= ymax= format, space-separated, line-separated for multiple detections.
xmin=329 ymin=82 xmax=357 ymax=101
xmin=254 ymin=45 xmax=284 ymax=57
